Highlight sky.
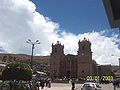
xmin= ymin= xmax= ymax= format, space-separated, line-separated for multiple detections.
xmin=0 ymin=0 xmax=120 ymax=65
xmin=31 ymin=0 xmax=119 ymax=34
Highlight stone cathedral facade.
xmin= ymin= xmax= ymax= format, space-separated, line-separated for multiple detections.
xmin=0 ymin=38 xmax=114 ymax=79
xmin=50 ymin=38 xmax=97 ymax=79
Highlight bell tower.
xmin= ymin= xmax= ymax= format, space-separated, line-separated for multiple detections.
xmin=51 ymin=41 xmax=64 ymax=55
xmin=50 ymin=41 xmax=65 ymax=78
xmin=78 ymin=37 xmax=92 ymax=57
xmin=77 ymin=38 xmax=93 ymax=78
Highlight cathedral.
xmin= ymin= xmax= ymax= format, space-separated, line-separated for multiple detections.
xmin=0 ymin=38 xmax=115 ymax=79
xmin=50 ymin=38 xmax=97 ymax=79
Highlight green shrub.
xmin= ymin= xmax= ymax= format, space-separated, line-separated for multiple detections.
xmin=1 ymin=62 xmax=32 ymax=81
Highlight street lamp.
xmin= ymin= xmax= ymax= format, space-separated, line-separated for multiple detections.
xmin=70 ymin=58 xmax=71 ymax=79
xmin=68 ymin=55 xmax=72 ymax=79
xmin=26 ymin=39 xmax=40 ymax=69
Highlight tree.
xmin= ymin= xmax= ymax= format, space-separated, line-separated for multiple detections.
xmin=1 ymin=62 xmax=32 ymax=81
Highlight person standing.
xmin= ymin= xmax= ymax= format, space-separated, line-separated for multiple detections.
xmin=48 ymin=78 xmax=51 ymax=88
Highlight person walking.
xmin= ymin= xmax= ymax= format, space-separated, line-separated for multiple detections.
xmin=113 ymin=79 xmax=117 ymax=90
xmin=47 ymin=78 xmax=51 ymax=88
xmin=36 ymin=81 xmax=40 ymax=90
xmin=40 ymin=78 xmax=45 ymax=89
xmin=71 ymin=79 xmax=75 ymax=90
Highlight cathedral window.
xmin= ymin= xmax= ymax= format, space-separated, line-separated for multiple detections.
xmin=82 ymin=45 xmax=85 ymax=50
xmin=54 ymin=48 xmax=57 ymax=53
xmin=82 ymin=70 xmax=84 ymax=73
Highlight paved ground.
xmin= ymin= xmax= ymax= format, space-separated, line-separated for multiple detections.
xmin=41 ymin=83 xmax=120 ymax=90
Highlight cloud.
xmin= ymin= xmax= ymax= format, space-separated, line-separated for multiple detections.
xmin=0 ymin=0 xmax=120 ymax=65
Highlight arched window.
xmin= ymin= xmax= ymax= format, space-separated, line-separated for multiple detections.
xmin=82 ymin=45 xmax=85 ymax=50
xmin=82 ymin=70 xmax=84 ymax=73
xmin=54 ymin=48 xmax=57 ymax=53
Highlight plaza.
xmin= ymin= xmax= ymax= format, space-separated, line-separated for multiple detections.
xmin=43 ymin=83 xmax=119 ymax=90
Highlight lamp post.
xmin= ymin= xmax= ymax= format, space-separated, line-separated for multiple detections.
xmin=69 ymin=56 xmax=71 ymax=79
xmin=26 ymin=39 xmax=40 ymax=69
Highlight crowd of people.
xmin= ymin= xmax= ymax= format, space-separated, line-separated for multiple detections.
xmin=5 ymin=78 xmax=52 ymax=90
xmin=26 ymin=78 xmax=52 ymax=90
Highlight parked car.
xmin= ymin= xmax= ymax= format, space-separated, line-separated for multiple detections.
xmin=81 ymin=82 xmax=101 ymax=90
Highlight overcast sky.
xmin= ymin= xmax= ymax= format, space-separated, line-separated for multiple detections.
xmin=0 ymin=0 xmax=120 ymax=65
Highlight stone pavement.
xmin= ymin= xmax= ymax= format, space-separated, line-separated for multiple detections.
xmin=39 ymin=83 xmax=120 ymax=90
xmin=39 ymin=83 xmax=80 ymax=90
